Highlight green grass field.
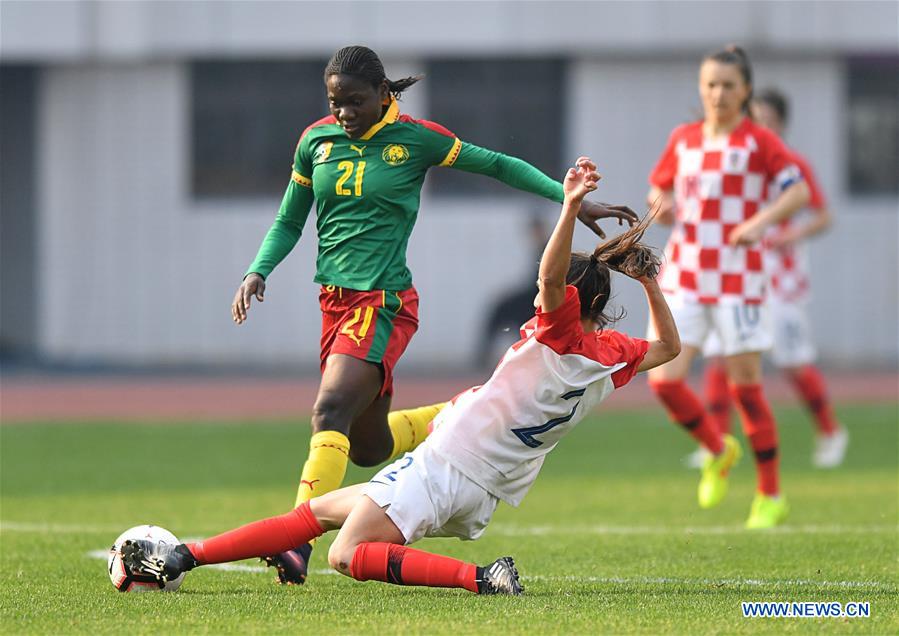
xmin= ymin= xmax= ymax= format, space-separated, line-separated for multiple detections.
xmin=1 ymin=403 xmax=896 ymax=634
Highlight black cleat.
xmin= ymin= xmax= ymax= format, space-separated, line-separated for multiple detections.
xmin=262 ymin=543 xmax=312 ymax=585
xmin=476 ymin=556 xmax=523 ymax=595
xmin=121 ymin=540 xmax=198 ymax=582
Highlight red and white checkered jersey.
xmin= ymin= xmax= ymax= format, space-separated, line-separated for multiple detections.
xmin=426 ymin=286 xmax=648 ymax=506
xmin=649 ymin=118 xmax=802 ymax=305
xmin=764 ymin=149 xmax=827 ymax=303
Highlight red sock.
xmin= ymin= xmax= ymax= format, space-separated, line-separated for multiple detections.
xmin=732 ymin=384 xmax=779 ymax=496
xmin=704 ymin=361 xmax=732 ymax=435
xmin=350 ymin=542 xmax=479 ymax=594
xmin=787 ymin=365 xmax=838 ymax=435
xmin=650 ymin=380 xmax=724 ymax=454
xmin=186 ymin=502 xmax=324 ymax=565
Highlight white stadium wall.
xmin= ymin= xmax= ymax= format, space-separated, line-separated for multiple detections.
xmin=3 ymin=0 xmax=897 ymax=369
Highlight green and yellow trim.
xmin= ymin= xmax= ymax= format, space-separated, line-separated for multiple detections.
xmin=439 ymin=138 xmax=463 ymax=167
xmin=291 ymin=170 xmax=312 ymax=187
xmin=360 ymin=97 xmax=400 ymax=141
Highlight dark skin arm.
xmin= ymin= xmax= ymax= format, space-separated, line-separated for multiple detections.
xmin=577 ymin=200 xmax=639 ymax=238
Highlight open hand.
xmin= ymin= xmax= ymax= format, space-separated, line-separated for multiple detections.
xmin=577 ymin=200 xmax=640 ymax=238
xmin=232 ymin=273 xmax=265 ymax=324
xmin=728 ymin=219 xmax=765 ymax=246
xmin=563 ymin=156 xmax=601 ymax=201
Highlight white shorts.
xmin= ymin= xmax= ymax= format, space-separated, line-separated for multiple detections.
xmin=768 ymin=299 xmax=817 ymax=367
xmin=362 ymin=443 xmax=499 ymax=545
xmin=653 ymin=295 xmax=772 ymax=356
xmin=702 ymin=299 xmax=815 ymax=367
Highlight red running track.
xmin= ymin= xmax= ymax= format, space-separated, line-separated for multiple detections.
xmin=1 ymin=371 xmax=896 ymax=424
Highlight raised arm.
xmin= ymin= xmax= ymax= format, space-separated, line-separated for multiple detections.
xmin=536 ymin=157 xmax=600 ymax=313
xmin=636 ymin=278 xmax=681 ymax=372
xmin=450 ymin=142 xmax=637 ymax=237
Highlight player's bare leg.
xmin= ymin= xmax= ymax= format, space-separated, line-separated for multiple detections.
xmin=350 ymin=394 xmax=445 ymax=466
xmin=348 ymin=394 xmax=395 ymax=467
xmin=328 ymin=495 xmax=521 ymax=595
xmin=271 ymin=355 xmax=381 ymax=584
xmin=300 ymin=354 xmax=384 ymax=502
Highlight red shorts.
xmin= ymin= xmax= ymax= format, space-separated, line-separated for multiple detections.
xmin=319 ymin=285 xmax=420 ymax=396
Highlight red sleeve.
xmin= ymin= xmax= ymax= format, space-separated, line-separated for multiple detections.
xmin=410 ymin=117 xmax=456 ymax=138
xmin=758 ymin=126 xmax=801 ymax=187
xmin=790 ymin=151 xmax=827 ymax=210
xmin=648 ymin=127 xmax=681 ymax=190
xmin=592 ymin=330 xmax=650 ymax=389
xmin=533 ymin=285 xmax=582 ymax=354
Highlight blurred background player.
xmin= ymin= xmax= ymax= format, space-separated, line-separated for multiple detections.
xmin=474 ymin=214 xmax=550 ymax=369
xmin=230 ymin=45 xmax=637 ymax=582
xmin=120 ymin=156 xmax=680 ymax=597
xmin=698 ymin=89 xmax=848 ymax=469
xmin=646 ymin=46 xmax=811 ymax=529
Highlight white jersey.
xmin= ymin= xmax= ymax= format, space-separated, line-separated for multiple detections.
xmin=426 ymin=286 xmax=648 ymax=506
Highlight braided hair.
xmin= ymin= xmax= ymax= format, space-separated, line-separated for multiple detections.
xmin=565 ymin=212 xmax=661 ymax=328
xmin=324 ymin=45 xmax=422 ymax=99
xmin=703 ymin=44 xmax=754 ymax=113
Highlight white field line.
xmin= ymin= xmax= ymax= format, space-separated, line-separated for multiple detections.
xmin=5 ymin=520 xmax=896 ymax=537
xmin=489 ymin=523 xmax=898 ymax=536
xmin=84 ymin=550 xmax=895 ymax=591
xmin=526 ymin=575 xmax=897 ymax=591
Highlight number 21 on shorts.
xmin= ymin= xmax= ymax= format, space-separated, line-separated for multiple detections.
xmin=336 ymin=161 xmax=366 ymax=197
xmin=341 ymin=306 xmax=374 ymax=346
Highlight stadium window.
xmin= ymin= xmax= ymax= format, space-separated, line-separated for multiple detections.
xmin=425 ymin=58 xmax=566 ymax=196
xmin=846 ymin=56 xmax=899 ymax=196
xmin=191 ymin=60 xmax=327 ymax=198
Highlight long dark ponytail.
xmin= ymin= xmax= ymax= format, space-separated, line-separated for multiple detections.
xmin=566 ymin=213 xmax=661 ymax=328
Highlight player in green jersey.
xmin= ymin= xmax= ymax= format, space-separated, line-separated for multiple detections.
xmin=230 ymin=45 xmax=637 ymax=584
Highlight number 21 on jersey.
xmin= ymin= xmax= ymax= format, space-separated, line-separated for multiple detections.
xmin=336 ymin=161 xmax=366 ymax=197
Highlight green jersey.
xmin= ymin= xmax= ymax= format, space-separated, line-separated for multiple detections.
xmin=247 ymin=97 xmax=565 ymax=291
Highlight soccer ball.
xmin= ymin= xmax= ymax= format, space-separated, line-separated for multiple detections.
xmin=107 ymin=525 xmax=187 ymax=592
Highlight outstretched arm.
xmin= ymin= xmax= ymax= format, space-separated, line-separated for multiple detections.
xmin=450 ymin=142 xmax=636 ymax=237
xmin=536 ymin=157 xmax=600 ymax=313
xmin=636 ymin=278 xmax=680 ymax=371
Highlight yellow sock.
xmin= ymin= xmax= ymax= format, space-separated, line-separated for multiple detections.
xmin=294 ymin=430 xmax=350 ymax=508
xmin=387 ymin=402 xmax=446 ymax=461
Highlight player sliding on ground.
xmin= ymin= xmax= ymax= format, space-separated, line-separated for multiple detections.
xmin=122 ymin=158 xmax=680 ymax=595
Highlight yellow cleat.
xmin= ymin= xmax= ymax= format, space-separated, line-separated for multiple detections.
xmin=698 ymin=434 xmax=742 ymax=509
xmin=745 ymin=492 xmax=789 ymax=529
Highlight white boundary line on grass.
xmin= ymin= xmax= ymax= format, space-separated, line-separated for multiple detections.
xmin=83 ymin=551 xmax=895 ymax=591
xmin=526 ymin=574 xmax=897 ymax=591
xmin=489 ymin=523 xmax=898 ymax=536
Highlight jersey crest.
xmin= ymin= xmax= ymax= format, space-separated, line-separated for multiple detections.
xmin=313 ymin=141 xmax=333 ymax=165
xmin=382 ymin=144 xmax=410 ymax=166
